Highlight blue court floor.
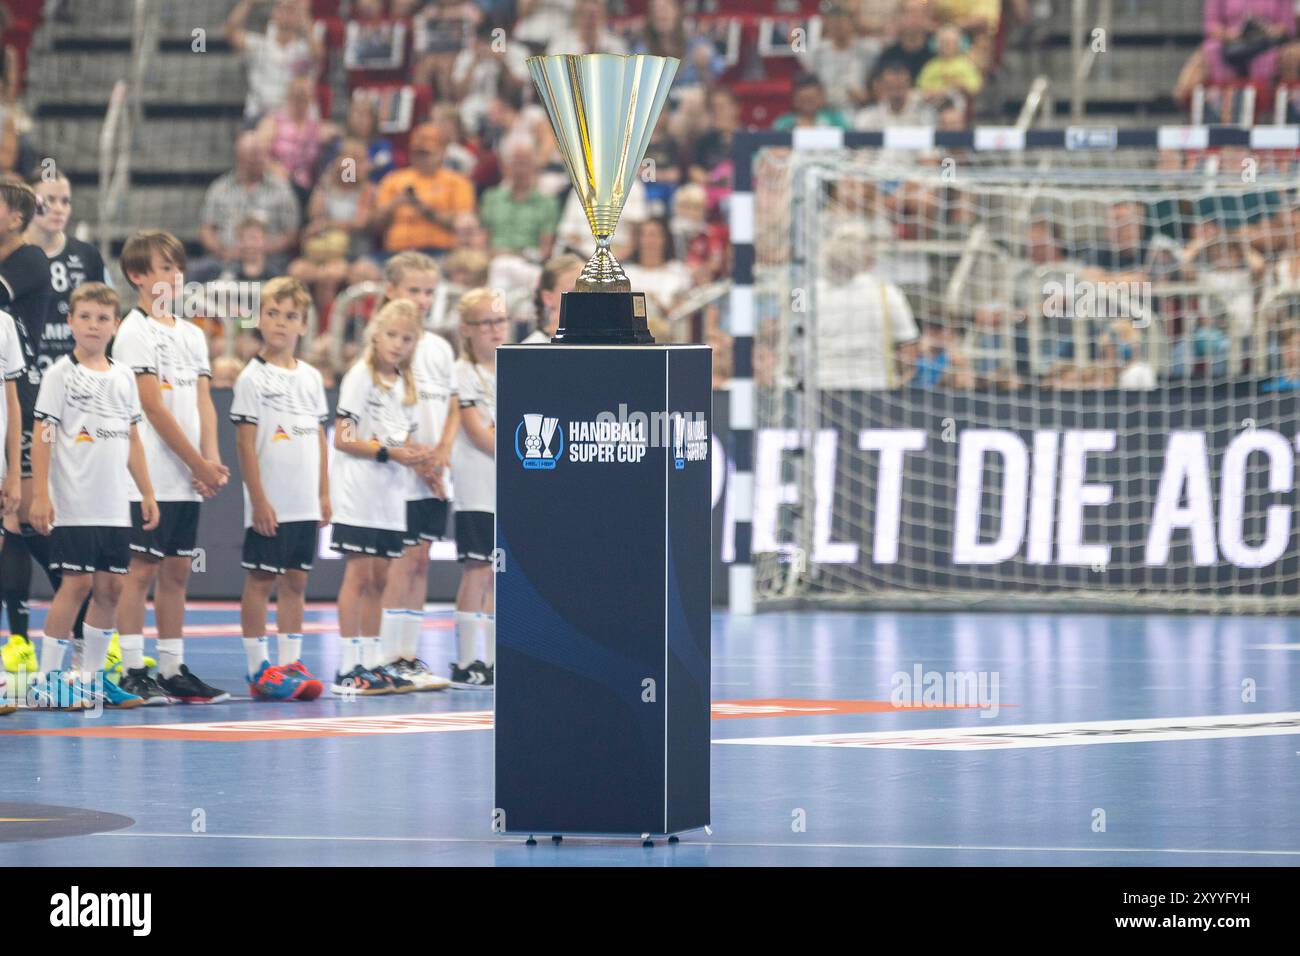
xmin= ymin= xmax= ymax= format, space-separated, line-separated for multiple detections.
xmin=2 ymin=605 xmax=1298 ymax=866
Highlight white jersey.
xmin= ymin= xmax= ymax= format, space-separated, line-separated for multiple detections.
xmin=451 ymin=359 xmax=495 ymax=514
xmin=111 ymin=309 xmax=211 ymax=502
xmin=33 ymin=355 xmax=141 ymax=527
xmin=814 ymin=273 xmax=919 ymax=390
xmin=331 ymin=362 xmax=418 ymax=532
xmin=230 ymin=357 xmax=330 ymax=528
xmin=0 ymin=310 xmax=25 ymax=482
xmin=407 ymin=332 xmax=456 ymax=502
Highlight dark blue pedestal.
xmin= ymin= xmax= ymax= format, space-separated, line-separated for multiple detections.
xmin=494 ymin=344 xmax=712 ymax=838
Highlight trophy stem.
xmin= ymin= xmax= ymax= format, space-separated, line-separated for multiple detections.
xmin=576 ymin=235 xmax=631 ymax=293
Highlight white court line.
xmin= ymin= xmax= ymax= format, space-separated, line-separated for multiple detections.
xmin=717 ymin=712 xmax=1300 ymax=751
xmin=1249 ymin=644 xmax=1300 ymax=650
xmin=92 ymin=831 xmax=1300 ymax=856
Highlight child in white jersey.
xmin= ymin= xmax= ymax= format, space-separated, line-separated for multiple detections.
xmin=449 ymin=288 xmax=505 ymax=689
xmin=376 ymin=252 xmax=455 ymax=691
xmin=330 ymin=299 xmax=435 ymax=695
xmin=231 ymin=277 xmax=330 ymax=701
xmin=27 ymin=283 xmax=158 ymax=710
xmin=112 ymin=231 xmax=230 ymax=705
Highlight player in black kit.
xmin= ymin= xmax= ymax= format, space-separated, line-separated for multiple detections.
xmin=0 ymin=180 xmax=53 ymax=675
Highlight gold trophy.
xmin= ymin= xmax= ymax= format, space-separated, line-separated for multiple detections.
xmin=527 ymin=53 xmax=679 ymax=343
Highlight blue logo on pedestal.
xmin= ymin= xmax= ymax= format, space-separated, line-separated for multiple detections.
xmin=672 ymin=413 xmax=686 ymax=470
xmin=516 ymin=413 xmax=563 ymax=470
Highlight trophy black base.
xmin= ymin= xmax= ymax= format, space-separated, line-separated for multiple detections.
xmin=553 ymin=291 xmax=653 ymax=345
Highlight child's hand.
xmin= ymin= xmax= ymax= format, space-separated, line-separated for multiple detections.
xmin=192 ymin=458 xmax=227 ymax=492
xmin=140 ymin=496 xmax=161 ymax=531
xmin=429 ymin=444 xmax=451 ymax=472
xmin=29 ymin=496 xmax=53 ymax=536
xmin=422 ymin=469 xmax=446 ymax=499
xmin=0 ymin=473 xmax=18 ymax=516
xmin=252 ymin=498 xmax=278 ymax=537
xmin=318 ymin=494 xmax=332 ymax=528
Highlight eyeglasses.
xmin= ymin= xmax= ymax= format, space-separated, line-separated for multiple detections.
xmin=467 ymin=317 xmax=509 ymax=328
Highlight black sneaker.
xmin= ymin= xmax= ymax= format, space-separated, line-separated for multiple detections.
xmin=118 ymin=666 xmax=176 ymax=706
xmin=450 ymin=660 xmax=492 ymax=689
xmin=156 ymin=664 xmax=231 ymax=704
xmin=330 ymin=664 xmax=391 ymax=696
xmin=372 ymin=663 xmax=416 ymax=694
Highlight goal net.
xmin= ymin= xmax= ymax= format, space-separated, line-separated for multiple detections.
xmin=751 ymin=145 xmax=1300 ymax=613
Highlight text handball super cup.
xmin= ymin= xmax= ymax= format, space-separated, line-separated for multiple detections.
xmin=1 ymin=0 xmax=1297 ymax=927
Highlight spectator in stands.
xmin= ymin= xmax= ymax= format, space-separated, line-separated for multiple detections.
xmin=371 ymin=123 xmax=476 ymax=259
xmin=429 ymin=103 xmax=479 ymax=180
xmin=225 ymin=0 xmax=323 ymax=122
xmin=522 ymin=252 xmax=584 ymax=343
xmin=479 ymin=136 xmax=559 ymax=262
xmin=872 ymin=0 xmax=935 ymax=83
xmin=220 ymin=217 xmax=278 ymax=284
xmin=1098 ymin=320 xmax=1157 ymax=389
xmin=290 ymin=138 xmax=382 ymax=315
xmin=798 ymin=2 xmax=881 ymax=112
xmin=319 ymin=93 xmax=396 ymax=185
xmin=635 ymin=0 xmax=724 ymax=89
xmin=964 ymin=303 xmax=1029 ymax=391
xmin=1200 ymin=0 xmax=1298 ymax=86
xmin=516 ymin=0 xmax=576 ymax=49
xmin=853 ymin=63 xmax=937 ymax=129
xmin=671 ymin=183 xmax=725 ymax=284
xmin=450 ymin=23 xmax=529 ymax=139
xmin=815 ymin=233 xmax=919 ymax=389
xmin=546 ymin=0 xmax=628 ymax=56
xmin=933 ymin=0 xmax=1000 ymax=70
xmin=412 ymin=0 xmax=488 ymax=100
xmin=1262 ymin=323 xmax=1300 ymax=391
xmin=257 ymin=75 xmax=327 ymax=210
xmin=686 ymin=86 xmax=738 ymax=184
xmin=624 ymin=218 xmax=691 ymax=327
xmin=0 ymin=3 xmax=21 ymax=104
xmin=1078 ymin=200 xmax=1175 ymax=286
xmin=773 ymin=74 xmax=850 ymax=131
xmin=195 ymin=131 xmax=302 ymax=282
xmin=915 ymin=322 xmax=974 ymax=389
xmin=915 ymin=25 xmax=983 ymax=101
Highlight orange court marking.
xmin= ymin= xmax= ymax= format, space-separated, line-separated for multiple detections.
xmin=0 ymin=699 xmax=1000 ymax=741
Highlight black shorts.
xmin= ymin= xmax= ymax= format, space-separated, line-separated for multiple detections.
xmin=454 ymin=510 xmax=494 ymax=563
xmin=329 ymin=523 xmax=406 ymax=559
xmin=242 ymin=520 xmax=318 ymax=575
xmin=130 ymin=500 xmax=201 ymax=559
xmin=49 ymin=525 xmax=131 ymax=575
xmin=402 ymin=497 xmax=449 ymax=546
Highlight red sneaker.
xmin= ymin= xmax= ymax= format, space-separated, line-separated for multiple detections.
xmin=280 ymin=660 xmax=324 ymax=701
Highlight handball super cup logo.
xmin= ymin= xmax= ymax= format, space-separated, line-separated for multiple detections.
xmin=516 ymin=413 xmax=563 ymax=470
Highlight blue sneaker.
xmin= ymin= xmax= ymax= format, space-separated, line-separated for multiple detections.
xmin=28 ymin=671 xmax=93 ymax=711
xmin=89 ymin=671 xmax=143 ymax=709
xmin=248 ymin=661 xmax=305 ymax=701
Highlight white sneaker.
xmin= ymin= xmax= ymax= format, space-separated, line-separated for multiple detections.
xmin=396 ymin=658 xmax=450 ymax=691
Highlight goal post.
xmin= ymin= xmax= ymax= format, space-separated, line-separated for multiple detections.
xmin=729 ymin=128 xmax=1300 ymax=614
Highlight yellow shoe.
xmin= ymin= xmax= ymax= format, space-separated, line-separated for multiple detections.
xmin=103 ymin=633 xmax=155 ymax=673
xmin=2 ymin=634 xmax=38 ymax=674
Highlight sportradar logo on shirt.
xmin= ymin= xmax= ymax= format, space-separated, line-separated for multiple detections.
xmin=75 ymin=427 xmax=94 ymax=444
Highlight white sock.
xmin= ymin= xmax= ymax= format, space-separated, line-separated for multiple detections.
xmin=454 ymin=611 xmax=477 ymax=668
xmin=338 ymin=636 xmax=364 ymax=673
xmin=40 ymin=637 xmax=69 ymax=674
xmin=481 ymin=613 xmax=495 ymax=667
xmin=362 ymin=636 xmax=381 ymax=669
xmin=120 ymin=634 xmax=145 ymax=670
xmin=400 ymin=611 xmax=422 ymax=661
xmin=242 ymin=636 xmax=270 ymax=675
xmin=379 ymin=609 xmax=404 ymax=665
xmin=81 ymin=624 xmax=114 ymax=681
xmin=156 ymin=638 xmax=184 ymax=678
xmin=278 ymin=633 xmax=303 ymax=666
